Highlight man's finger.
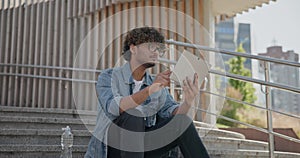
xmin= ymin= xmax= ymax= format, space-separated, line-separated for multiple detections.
xmin=186 ymin=76 xmax=193 ymax=89
xmin=160 ymin=73 xmax=170 ymax=79
xmin=159 ymin=78 xmax=170 ymax=87
xmin=183 ymin=80 xmax=192 ymax=94
xmin=194 ymin=73 xmax=199 ymax=89
xmin=161 ymin=70 xmax=172 ymax=76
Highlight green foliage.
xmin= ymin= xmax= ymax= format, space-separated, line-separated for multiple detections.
xmin=227 ymin=43 xmax=257 ymax=104
xmin=218 ymin=99 xmax=242 ymax=127
xmin=217 ymin=43 xmax=257 ymax=127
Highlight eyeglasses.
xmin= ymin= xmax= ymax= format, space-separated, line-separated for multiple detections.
xmin=138 ymin=43 xmax=168 ymax=57
xmin=148 ymin=43 xmax=168 ymax=57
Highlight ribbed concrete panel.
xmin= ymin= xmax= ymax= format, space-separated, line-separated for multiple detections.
xmin=19 ymin=0 xmax=29 ymax=107
xmin=0 ymin=1 xmax=5 ymax=104
xmin=0 ymin=0 xmax=207 ymax=110
xmin=26 ymin=2 xmax=37 ymax=107
xmin=65 ymin=0 xmax=73 ymax=109
xmin=1 ymin=1 xmax=12 ymax=107
xmin=14 ymin=0 xmax=24 ymax=107
xmin=44 ymin=0 xmax=54 ymax=108
xmin=7 ymin=0 xmax=18 ymax=107
xmin=37 ymin=1 xmax=49 ymax=108
xmin=31 ymin=1 xmax=41 ymax=108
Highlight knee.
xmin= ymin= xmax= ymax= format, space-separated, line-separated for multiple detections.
xmin=174 ymin=114 xmax=193 ymax=124
xmin=124 ymin=108 xmax=144 ymax=117
xmin=123 ymin=108 xmax=144 ymax=124
xmin=172 ymin=114 xmax=195 ymax=132
xmin=115 ymin=108 xmax=145 ymax=132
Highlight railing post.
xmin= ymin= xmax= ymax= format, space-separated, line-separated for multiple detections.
xmin=264 ymin=61 xmax=275 ymax=158
xmin=169 ymin=39 xmax=175 ymax=98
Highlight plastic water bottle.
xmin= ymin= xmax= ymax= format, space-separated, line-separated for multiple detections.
xmin=61 ymin=126 xmax=73 ymax=150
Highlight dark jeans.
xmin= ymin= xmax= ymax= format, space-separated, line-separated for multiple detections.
xmin=107 ymin=109 xmax=209 ymax=158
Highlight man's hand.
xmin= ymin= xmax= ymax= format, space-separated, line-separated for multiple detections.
xmin=173 ymin=73 xmax=199 ymax=115
xmin=149 ymin=70 xmax=171 ymax=94
xmin=182 ymin=73 xmax=199 ymax=106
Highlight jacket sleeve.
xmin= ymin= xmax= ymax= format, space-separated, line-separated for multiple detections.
xmin=157 ymin=88 xmax=180 ymax=119
xmin=96 ymin=69 xmax=122 ymax=117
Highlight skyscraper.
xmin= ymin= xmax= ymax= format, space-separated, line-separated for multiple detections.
xmin=258 ymin=46 xmax=300 ymax=115
xmin=215 ymin=18 xmax=235 ymax=71
xmin=237 ymin=23 xmax=252 ymax=71
xmin=215 ymin=19 xmax=252 ymax=72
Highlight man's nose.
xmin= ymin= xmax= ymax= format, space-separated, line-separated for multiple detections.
xmin=152 ymin=49 xmax=159 ymax=55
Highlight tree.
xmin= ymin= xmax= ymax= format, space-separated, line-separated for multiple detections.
xmin=227 ymin=43 xmax=257 ymax=104
xmin=217 ymin=43 xmax=257 ymax=127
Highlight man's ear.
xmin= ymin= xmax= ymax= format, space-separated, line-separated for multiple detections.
xmin=129 ymin=44 xmax=136 ymax=55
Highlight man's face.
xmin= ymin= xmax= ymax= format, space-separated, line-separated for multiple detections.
xmin=134 ymin=42 xmax=167 ymax=68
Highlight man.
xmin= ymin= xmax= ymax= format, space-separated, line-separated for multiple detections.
xmin=85 ymin=27 xmax=209 ymax=158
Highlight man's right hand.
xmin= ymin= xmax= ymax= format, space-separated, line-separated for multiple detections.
xmin=149 ymin=70 xmax=172 ymax=94
xmin=120 ymin=70 xmax=172 ymax=113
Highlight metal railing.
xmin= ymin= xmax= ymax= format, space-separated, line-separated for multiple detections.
xmin=165 ymin=39 xmax=300 ymax=158
xmin=1 ymin=40 xmax=300 ymax=157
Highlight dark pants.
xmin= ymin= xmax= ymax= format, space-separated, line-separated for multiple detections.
xmin=107 ymin=109 xmax=209 ymax=158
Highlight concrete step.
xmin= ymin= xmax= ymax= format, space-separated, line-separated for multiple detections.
xmin=0 ymin=106 xmax=214 ymax=127
xmin=0 ymin=145 xmax=86 ymax=158
xmin=207 ymin=149 xmax=300 ymax=158
xmin=197 ymin=127 xmax=245 ymax=139
xmin=0 ymin=129 xmax=91 ymax=146
xmin=193 ymin=120 xmax=217 ymax=129
xmin=1 ymin=106 xmax=299 ymax=157
xmin=0 ymin=116 xmax=95 ymax=130
xmin=0 ymin=106 xmax=97 ymax=120
xmin=1 ymin=145 xmax=299 ymax=158
xmin=203 ymin=137 xmax=268 ymax=151
xmin=0 ymin=128 xmax=262 ymax=151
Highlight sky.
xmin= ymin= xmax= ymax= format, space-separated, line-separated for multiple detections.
xmin=234 ymin=0 xmax=300 ymax=57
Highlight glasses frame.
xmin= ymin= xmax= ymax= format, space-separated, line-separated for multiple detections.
xmin=137 ymin=42 xmax=168 ymax=57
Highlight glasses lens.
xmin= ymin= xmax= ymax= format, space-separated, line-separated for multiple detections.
xmin=148 ymin=43 xmax=157 ymax=52
xmin=147 ymin=43 xmax=168 ymax=57
xmin=159 ymin=48 xmax=168 ymax=57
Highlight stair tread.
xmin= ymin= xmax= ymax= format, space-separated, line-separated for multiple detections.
xmin=204 ymin=136 xmax=268 ymax=144
xmin=208 ymin=149 xmax=300 ymax=157
xmin=0 ymin=129 xmax=91 ymax=136
xmin=197 ymin=127 xmax=246 ymax=139
xmin=0 ymin=106 xmax=97 ymax=116
xmin=0 ymin=145 xmax=299 ymax=157
xmin=0 ymin=145 xmax=87 ymax=152
xmin=0 ymin=115 xmax=95 ymax=125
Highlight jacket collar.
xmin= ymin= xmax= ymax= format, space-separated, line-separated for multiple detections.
xmin=121 ymin=62 xmax=152 ymax=86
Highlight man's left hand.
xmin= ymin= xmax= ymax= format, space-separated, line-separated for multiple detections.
xmin=182 ymin=73 xmax=199 ymax=107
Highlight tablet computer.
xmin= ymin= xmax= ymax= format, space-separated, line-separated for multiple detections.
xmin=170 ymin=50 xmax=209 ymax=88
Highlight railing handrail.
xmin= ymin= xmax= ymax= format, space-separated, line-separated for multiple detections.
xmin=201 ymin=90 xmax=300 ymax=120
xmin=1 ymin=63 xmax=299 ymax=94
xmin=165 ymin=40 xmax=300 ymax=68
xmin=0 ymin=63 xmax=102 ymax=73
xmin=195 ymin=107 xmax=300 ymax=144
xmin=210 ymin=70 xmax=300 ymax=94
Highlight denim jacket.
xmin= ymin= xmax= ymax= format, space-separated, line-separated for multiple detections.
xmin=85 ymin=63 xmax=179 ymax=158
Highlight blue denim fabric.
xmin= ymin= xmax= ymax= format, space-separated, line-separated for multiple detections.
xmin=85 ymin=63 xmax=179 ymax=158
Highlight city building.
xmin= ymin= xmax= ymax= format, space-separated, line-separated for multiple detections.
xmin=258 ymin=46 xmax=300 ymax=115
xmin=215 ymin=19 xmax=252 ymax=72
xmin=215 ymin=18 xmax=236 ymax=71
xmin=237 ymin=23 xmax=252 ymax=70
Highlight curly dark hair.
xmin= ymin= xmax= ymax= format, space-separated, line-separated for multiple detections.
xmin=122 ymin=27 xmax=165 ymax=61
